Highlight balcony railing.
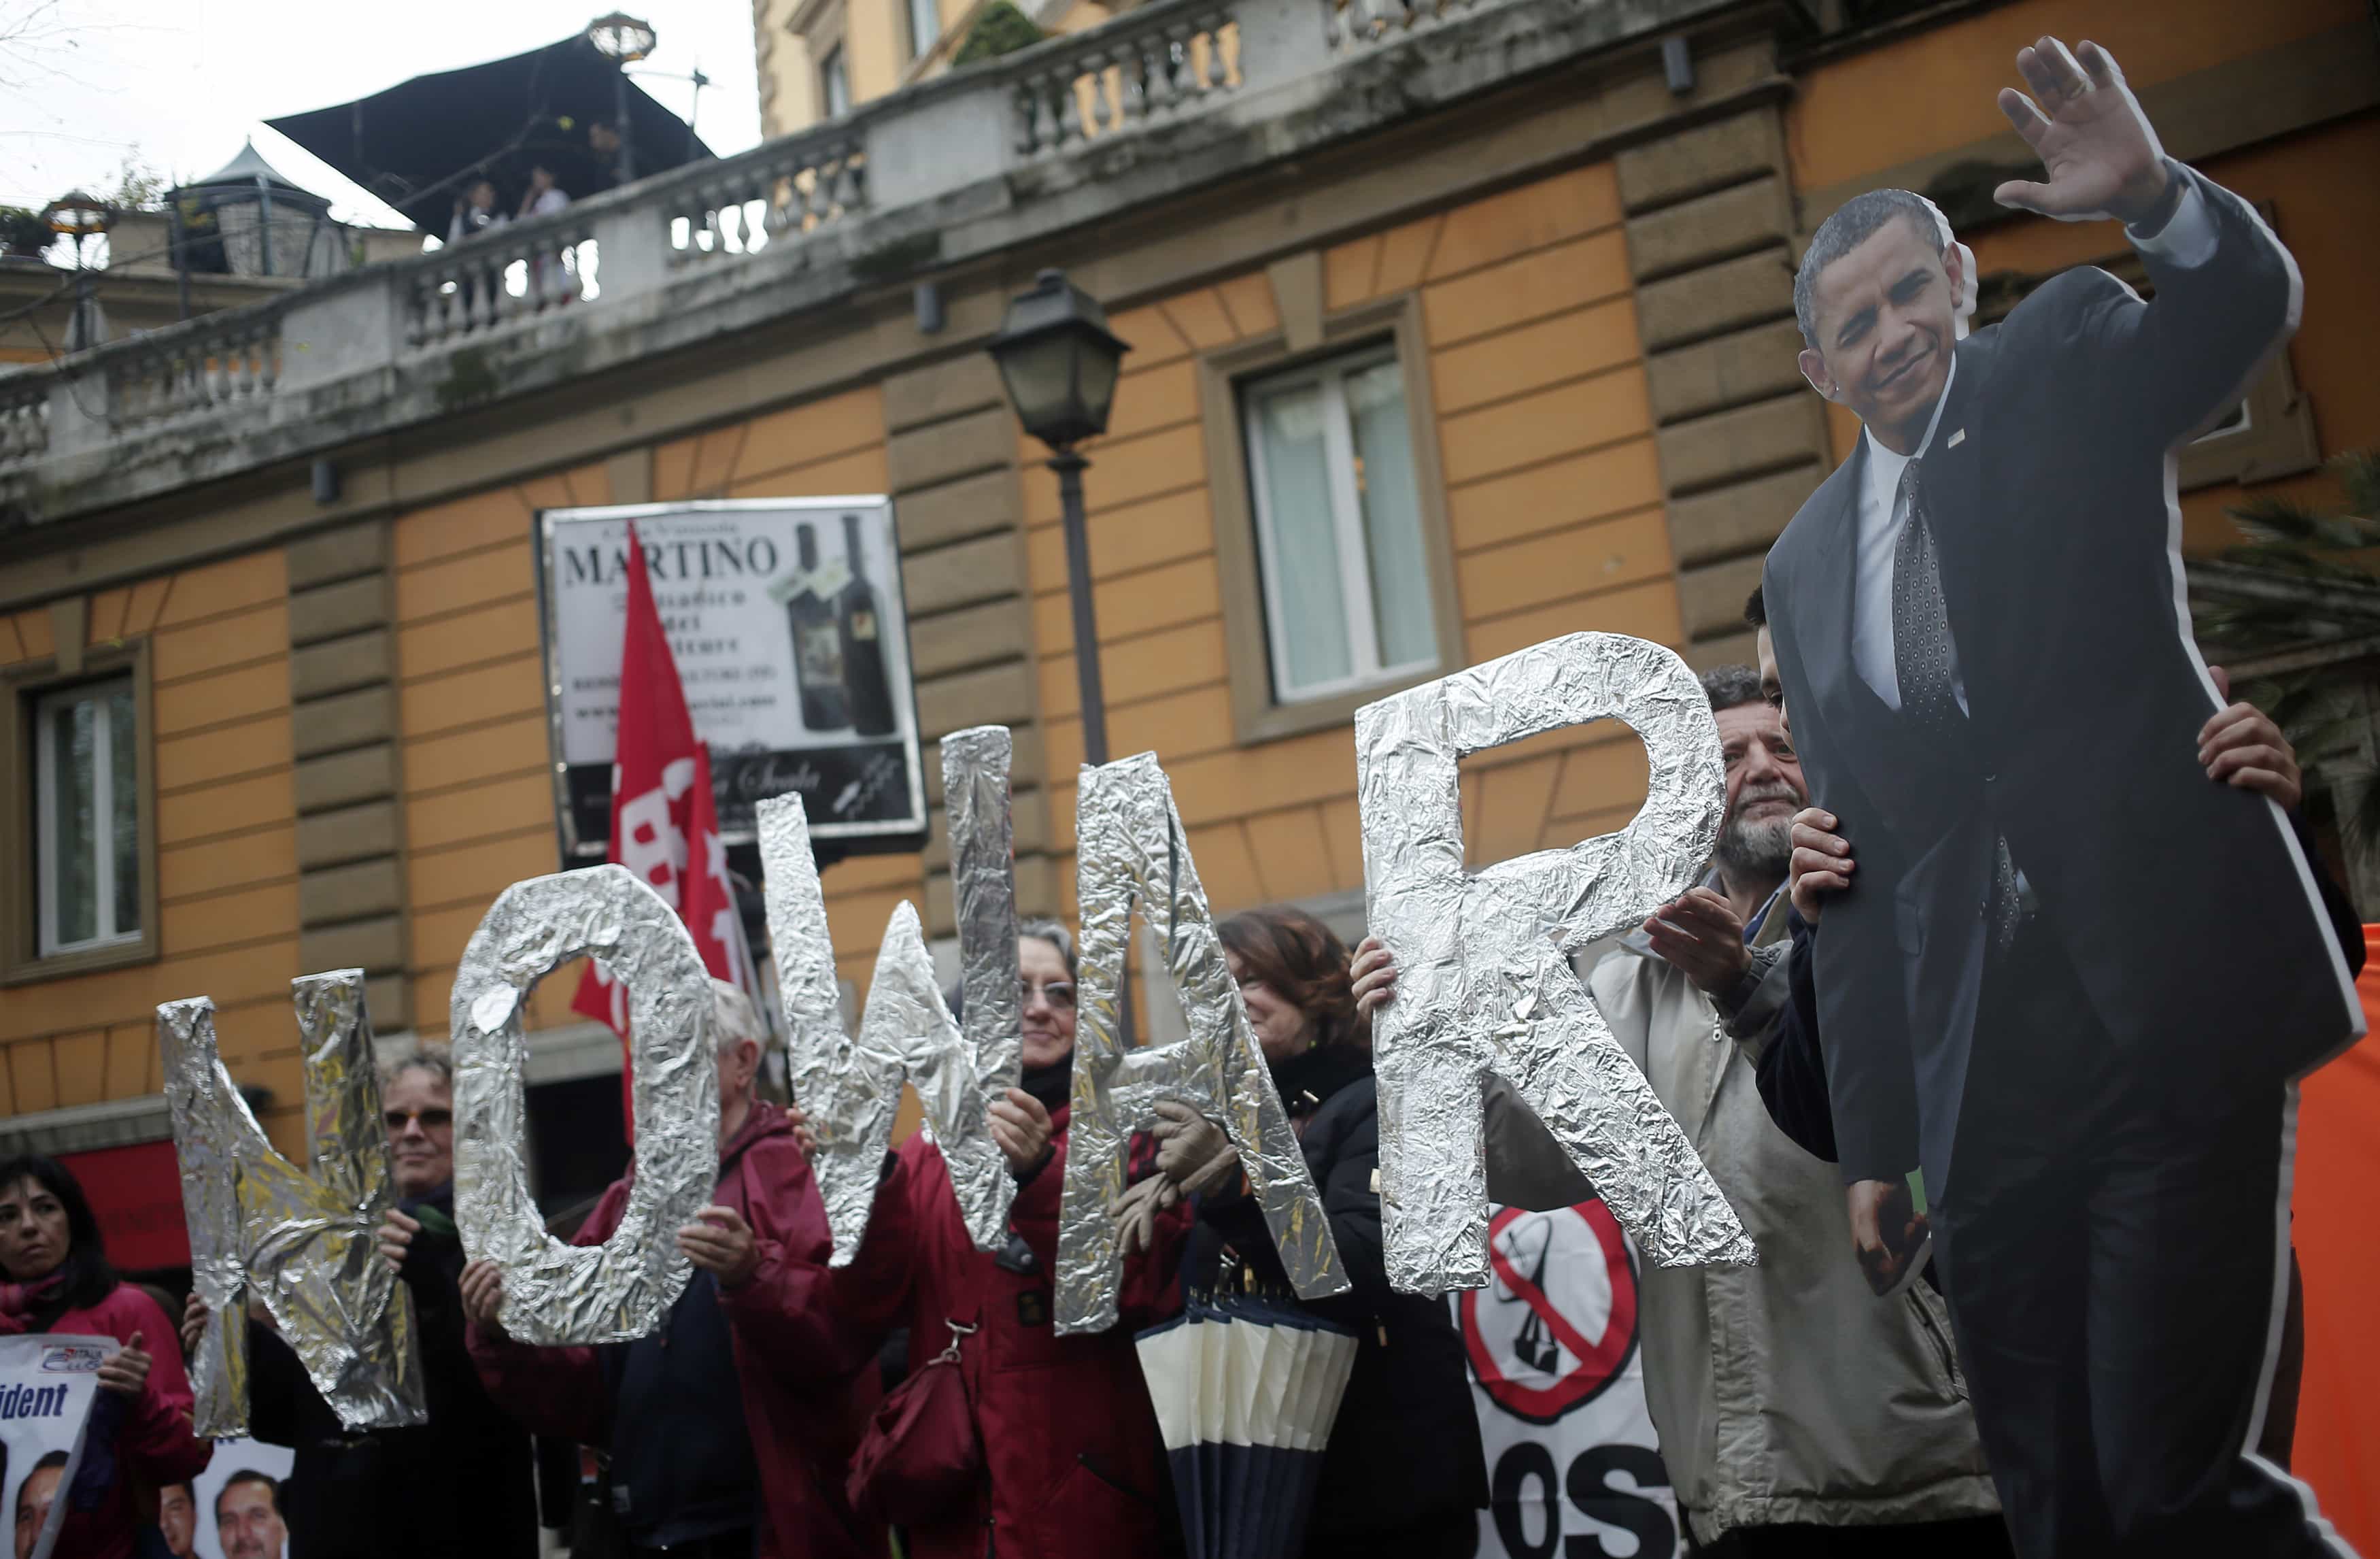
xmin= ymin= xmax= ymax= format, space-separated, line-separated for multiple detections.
xmin=1013 ymin=7 xmax=1242 ymax=154
xmin=407 ymin=211 xmax=598 ymax=349
xmin=105 ymin=308 xmax=284 ymax=430
xmin=0 ymin=377 xmax=48 ymax=463
xmin=0 ymin=0 xmax=1737 ymax=523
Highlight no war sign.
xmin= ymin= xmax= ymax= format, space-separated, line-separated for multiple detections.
xmin=1459 ymin=1203 xmax=1680 ymax=1559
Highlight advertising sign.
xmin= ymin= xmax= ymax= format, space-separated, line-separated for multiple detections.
xmin=1460 ymin=1203 xmax=1683 ymax=1559
xmin=537 ymin=499 xmax=928 ymax=858
xmin=0 ymin=1333 xmax=106 ymax=1559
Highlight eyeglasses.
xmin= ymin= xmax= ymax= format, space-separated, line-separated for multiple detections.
xmin=1021 ymin=979 xmax=1076 ymax=1011
xmin=384 ymin=1107 xmax=454 ymax=1133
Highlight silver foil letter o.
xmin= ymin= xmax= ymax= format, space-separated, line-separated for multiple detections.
xmin=157 ymin=971 xmax=428 ymax=1437
xmin=1355 ymin=632 xmax=1756 ymax=1296
xmin=449 ymin=864 xmax=720 ymax=1344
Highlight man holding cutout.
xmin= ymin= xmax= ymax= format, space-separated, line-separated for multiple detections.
xmin=1759 ymin=34 xmax=2360 ymax=1558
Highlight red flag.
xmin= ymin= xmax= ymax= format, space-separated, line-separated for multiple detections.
xmin=571 ymin=523 xmax=750 ymax=1133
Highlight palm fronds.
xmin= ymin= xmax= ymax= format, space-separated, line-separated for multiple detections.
xmin=2192 ymin=451 xmax=2380 ymax=857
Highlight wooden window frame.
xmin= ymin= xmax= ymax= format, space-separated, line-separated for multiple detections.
xmin=1202 ymin=293 xmax=1461 ymax=746
xmin=819 ymin=41 xmax=853 ymax=120
xmin=2 ymin=638 xmax=160 ymax=986
xmin=904 ymin=0 xmax=939 ymax=63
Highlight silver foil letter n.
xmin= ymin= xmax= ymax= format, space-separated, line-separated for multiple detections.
xmin=1057 ymin=752 xmax=1347 ymax=1335
xmin=157 ymin=971 xmax=428 ymax=1438
xmin=449 ymin=864 xmax=720 ymax=1345
xmin=1355 ymin=631 xmax=1756 ymax=1296
xmin=757 ymin=726 xmax=1021 ymax=1264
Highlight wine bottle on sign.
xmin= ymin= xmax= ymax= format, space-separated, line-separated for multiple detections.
xmin=838 ymin=512 xmax=898 ymax=738
xmin=789 ymin=522 xmax=851 ymax=731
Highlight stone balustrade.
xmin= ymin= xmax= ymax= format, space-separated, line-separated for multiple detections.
xmin=1328 ymin=0 xmax=1488 ymax=49
xmin=1009 ymin=6 xmax=1242 ymax=154
xmin=104 ymin=307 xmax=284 ymax=430
xmin=406 ymin=208 xmax=600 ymax=347
xmin=0 ymin=377 xmax=47 ymax=463
xmin=0 ymin=0 xmax=1747 ymax=528
xmin=662 ymin=125 xmax=869 ymax=267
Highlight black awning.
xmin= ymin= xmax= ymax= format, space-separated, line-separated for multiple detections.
xmin=266 ymin=35 xmax=714 ymax=234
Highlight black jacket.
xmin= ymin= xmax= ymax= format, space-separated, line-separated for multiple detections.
xmin=248 ymin=1186 xmax=539 ymax=1559
xmin=1756 ymin=813 xmax=2368 ymax=1166
xmin=1759 ymin=163 xmax=2362 ymax=1197
xmin=1184 ymin=1045 xmax=1489 ymax=1547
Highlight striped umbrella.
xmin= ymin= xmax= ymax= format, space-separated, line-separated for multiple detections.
xmin=1136 ymin=1288 xmax=1359 ymax=1558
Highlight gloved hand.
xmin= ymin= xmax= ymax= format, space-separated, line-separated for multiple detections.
xmin=1110 ymin=1176 xmax=1180 ymax=1260
xmin=1152 ymin=1100 xmax=1241 ymax=1200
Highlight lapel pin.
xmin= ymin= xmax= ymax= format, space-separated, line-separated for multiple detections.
xmin=1947 ymin=428 xmax=1967 ymax=449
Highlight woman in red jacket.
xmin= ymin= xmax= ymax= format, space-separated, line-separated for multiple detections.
xmin=0 ymin=1155 xmax=211 ymax=1559
xmin=877 ymin=919 xmax=1191 ymax=1559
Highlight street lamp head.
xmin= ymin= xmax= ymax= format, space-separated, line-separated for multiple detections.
xmin=587 ymin=11 xmax=658 ymax=62
xmin=41 ymin=191 xmax=114 ymax=238
xmin=988 ymin=269 xmax=1132 ymax=452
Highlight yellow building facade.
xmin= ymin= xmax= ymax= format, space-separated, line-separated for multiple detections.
xmin=3 ymin=0 xmax=2374 ymax=1185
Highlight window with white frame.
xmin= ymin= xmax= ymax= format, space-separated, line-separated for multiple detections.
xmin=820 ymin=44 xmax=852 ymax=118
xmin=1242 ymin=345 xmax=1438 ymax=704
xmin=906 ymin=0 xmax=939 ymax=61
xmin=35 ymin=677 xmax=140 ymax=956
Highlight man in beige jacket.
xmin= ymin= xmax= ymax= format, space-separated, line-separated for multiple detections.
xmin=1357 ymin=662 xmax=2005 ymax=1556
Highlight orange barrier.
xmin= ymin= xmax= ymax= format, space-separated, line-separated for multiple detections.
xmin=2291 ymin=926 xmax=2380 ymax=1552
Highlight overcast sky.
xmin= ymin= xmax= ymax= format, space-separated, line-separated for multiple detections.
xmin=0 ymin=0 xmax=762 ymax=227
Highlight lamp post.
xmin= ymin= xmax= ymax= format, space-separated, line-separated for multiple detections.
xmin=42 ymin=190 xmax=114 ymax=352
xmin=988 ymin=269 xmax=1132 ymax=767
xmin=587 ymin=12 xmax=659 ymax=184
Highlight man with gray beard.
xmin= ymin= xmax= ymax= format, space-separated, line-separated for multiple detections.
xmin=1517 ymin=666 xmax=2005 ymax=1554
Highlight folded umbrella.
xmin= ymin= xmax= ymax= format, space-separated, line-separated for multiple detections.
xmin=1136 ymin=1287 xmax=1357 ymax=1559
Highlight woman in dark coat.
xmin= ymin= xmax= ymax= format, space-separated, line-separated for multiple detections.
xmin=1157 ymin=905 xmax=1489 ymax=1559
xmin=181 ymin=1047 xmax=539 ymax=1558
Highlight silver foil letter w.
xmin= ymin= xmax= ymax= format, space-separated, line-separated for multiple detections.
xmin=756 ymin=726 xmax=1024 ymax=1263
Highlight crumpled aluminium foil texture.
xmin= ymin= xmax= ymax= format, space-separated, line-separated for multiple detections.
xmin=1056 ymin=752 xmax=1346 ymax=1336
xmin=941 ymin=725 xmax=1025 ymax=1246
xmin=758 ymin=760 xmax=1018 ymax=1262
xmin=1355 ymin=632 xmax=1755 ymax=1296
xmin=449 ymin=865 xmax=719 ymax=1345
xmin=156 ymin=971 xmax=428 ymax=1437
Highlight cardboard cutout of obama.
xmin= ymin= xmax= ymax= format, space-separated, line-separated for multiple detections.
xmin=1758 ymin=33 xmax=2362 ymax=1559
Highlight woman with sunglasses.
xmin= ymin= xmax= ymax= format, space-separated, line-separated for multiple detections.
xmin=178 ymin=1049 xmax=538 ymax=1558
xmin=0 ymin=1154 xmax=210 ymax=1559
xmin=851 ymin=920 xmax=1192 ymax=1558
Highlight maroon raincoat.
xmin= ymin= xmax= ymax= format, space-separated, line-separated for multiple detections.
xmin=0 ymin=1283 xmax=212 ymax=1559
xmin=467 ymin=1103 xmax=913 ymax=1559
xmin=893 ymin=1105 xmax=1191 ymax=1559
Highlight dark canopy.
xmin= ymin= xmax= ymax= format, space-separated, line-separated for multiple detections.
xmin=265 ymin=35 xmax=713 ymax=233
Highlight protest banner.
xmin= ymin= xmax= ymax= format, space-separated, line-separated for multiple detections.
xmin=1458 ymin=1203 xmax=1680 ymax=1559
xmin=0 ymin=1332 xmax=108 ymax=1559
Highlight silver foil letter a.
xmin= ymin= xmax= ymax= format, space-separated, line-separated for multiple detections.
xmin=157 ymin=971 xmax=428 ymax=1437
xmin=1056 ymin=752 xmax=1347 ymax=1335
xmin=449 ymin=864 xmax=720 ymax=1345
xmin=758 ymin=728 xmax=1021 ymax=1261
xmin=1355 ymin=632 xmax=1756 ymax=1296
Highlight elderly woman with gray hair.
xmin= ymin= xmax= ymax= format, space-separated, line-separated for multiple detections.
xmin=178 ymin=1043 xmax=539 ymax=1559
